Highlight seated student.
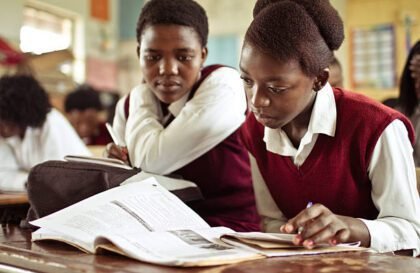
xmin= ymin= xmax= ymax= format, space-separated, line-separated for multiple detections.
xmin=65 ymin=85 xmax=112 ymax=145
xmin=328 ymin=56 xmax=343 ymax=88
xmin=106 ymin=0 xmax=260 ymax=232
xmin=0 ymin=75 xmax=90 ymax=192
xmin=239 ymin=0 xmax=420 ymax=255
xmin=382 ymin=97 xmax=398 ymax=109
xmin=396 ymin=41 xmax=420 ymax=166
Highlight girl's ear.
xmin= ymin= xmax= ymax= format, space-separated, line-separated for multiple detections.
xmin=201 ymin=47 xmax=208 ymax=65
xmin=313 ymin=68 xmax=330 ymax=91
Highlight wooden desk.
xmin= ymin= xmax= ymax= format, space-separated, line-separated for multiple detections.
xmin=0 ymin=194 xmax=29 ymax=225
xmin=0 ymin=193 xmax=28 ymax=206
xmin=0 ymin=225 xmax=418 ymax=273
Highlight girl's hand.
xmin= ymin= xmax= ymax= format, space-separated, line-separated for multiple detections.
xmin=279 ymin=203 xmax=370 ymax=249
xmin=105 ymin=143 xmax=130 ymax=164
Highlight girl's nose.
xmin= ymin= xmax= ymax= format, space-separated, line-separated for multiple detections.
xmin=159 ymin=59 xmax=178 ymax=75
xmin=250 ymin=86 xmax=270 ymax=108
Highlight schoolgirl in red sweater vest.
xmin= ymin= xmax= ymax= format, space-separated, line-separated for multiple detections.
xmin=105 ymin=0 xmax=260 ymax=232
xmin=239 ymin=0 xmax=420 ymax=255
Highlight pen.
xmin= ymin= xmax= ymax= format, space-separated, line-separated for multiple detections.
xmin=105 ymin=122 xmax=124 ymax=146
xmin=297 ymin=201 xmax=313 ymax=234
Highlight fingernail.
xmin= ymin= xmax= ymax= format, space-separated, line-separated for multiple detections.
xmin=329 ymin=239 xmax=337 ymax=245
xmin=279 ymin=225 xmax=286 ymax=232
xmin=303 ymin=240 xmax=314 ymax=249
xmin=285 ymin=224 xmax=294 ymax=233
xmin=293 ymin=235 xmax=302 ymax=245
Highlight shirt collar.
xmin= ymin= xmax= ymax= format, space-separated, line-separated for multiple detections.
xmin=263 ymin=83 xmax=337 ymax=155
xmin=167 ymin=91 xmax=190 ymax=117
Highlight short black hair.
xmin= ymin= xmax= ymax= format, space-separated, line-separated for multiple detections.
xmin=0 ymin=75 xmax=51 ymax=128
xmin=246 ymin=0 xmax=344 ymax=77
xmin=64 ymin=85 xmax=103 ymax=112
xmin=398 ymin=40 xmax=420 ymax=116
xmin=136 ymin=0 xmax=208 ymax=49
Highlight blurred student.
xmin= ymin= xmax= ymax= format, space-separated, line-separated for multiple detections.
xmin=382 ymin=97 xmax=398 ymax=109
xmin=329 ymin=56 xmax=343 ymax=88
xmin=102 ymin=92 xmax=120 ymax=124
xmin=239 ymin=0 xmax=419 ymax=255
xmin=65 ymin=85 xmax=112 ymax=145
xmin=397 ymin=41 xmax=420 ymax=165
xmin=0 ymin=75 xmax=90 ymax=192
xmin=105 ymin=0 xmax=260 ymax=232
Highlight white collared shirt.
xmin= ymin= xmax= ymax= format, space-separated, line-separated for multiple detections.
xmin=252 ymin=84 xmax=420 ymax=255
xmin=113 ymin=66 xmax=247 ymax=174
xmin=0 ymin=109 xmax=91 ymax=192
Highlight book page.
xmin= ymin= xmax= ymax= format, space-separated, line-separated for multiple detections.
xmin=64 ymin=155 xmax=132 ymax=170
xmin=100 ymin=227 xmax=262 ymax=266
xmin=31 ymin=178 xmax=209 ymax=245
xmin=220 ymin=234 xmax=366 ymax=257
xmin=32 ymin=228 xmax=95 ymax=253
xmin=121 ymin=172 xmax=203 ymax=202
xmin=31 ymin=179 xmax=262 ymax=266
xmin=122 ymin=171 xmax=197 ymax=191
xmin=31 ymin=178 xmax=209 ymax=230
xmin=223 ymin=232 xmax=295 ymax=244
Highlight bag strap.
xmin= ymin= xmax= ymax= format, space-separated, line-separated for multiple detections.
xmin=124 ymin=64 xmax=225 ymax=121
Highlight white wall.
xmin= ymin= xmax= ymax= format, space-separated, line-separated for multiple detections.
xmin=0 ymin=0 xmax=25 ymax=44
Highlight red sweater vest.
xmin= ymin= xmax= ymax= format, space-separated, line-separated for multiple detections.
xmin=241 ymin=88 xmax=414 ymax=220
xmin=174 ymin=129 xmax=261 ymax=232
xmin=86 ymin=122 xmax=112 ymax=145
xmin=124 ymin=65 xmax=260 ymax=232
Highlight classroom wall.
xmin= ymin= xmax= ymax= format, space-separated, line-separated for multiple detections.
xmin=344 ymin=0 xmax=420 ymax=101
xmin=1 ymin=0 xmax=418 ymax=102
xmin=196 ymin=1 xmax=346 ymax=70
xmin=0 ymin=0 xmax=25 ymax=44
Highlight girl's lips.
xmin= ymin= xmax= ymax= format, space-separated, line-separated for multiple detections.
xmin=253 ymin=112 xmax=274 ymax=120
xmin=156 ymin=81 xmax=182 ymax=92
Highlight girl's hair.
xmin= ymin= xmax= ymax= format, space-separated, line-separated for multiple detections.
xmin=136 ymin=0 xmax=208 ymax=50
xmin=65 ymin=84 xmax=103 ymax=112
xmin=398 ymin=40 xmax=420 ymax=116
xmin=245 ymin=0 xmax=344 ymax=77
xmin=0 ymin=75 xmax=51 ymax=128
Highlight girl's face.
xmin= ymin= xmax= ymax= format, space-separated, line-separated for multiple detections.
xmin=66 ymin=109 xmax=100 ymax=139
xmin=138 ymin=24 xmax=207 ymax=104
xmin=410 ymin=54 xmax=420 ymax=99
xmin=239 ymin=43 xmax=318 ymax=130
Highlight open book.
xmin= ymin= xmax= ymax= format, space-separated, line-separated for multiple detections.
xmin=30 ymin=178 xmax=365 ymax=267
xmin=220 ymin=232 xmax=363 ymax=257
xmin=64 ymin=155 xmax=132 ymax=170
xmin=64 ymin=155 xmax=202 ymax=202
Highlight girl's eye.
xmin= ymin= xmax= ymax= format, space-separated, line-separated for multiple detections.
xmin=178 ymin=55 xmax=193 ymax=62
xmin=145 ymin=55 xmax=160 ymax=61
xmin=240 ymin=76 xmax=253 ymax=87
xmin=268 ymin=87 xmax=286 ymax=94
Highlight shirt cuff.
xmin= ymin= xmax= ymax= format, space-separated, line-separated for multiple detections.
xmin=360 ymin=218 xmax=419 ymax=256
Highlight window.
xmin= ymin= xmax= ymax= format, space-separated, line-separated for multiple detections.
xmin=20 ymin=6 xmax=73 ymax=55
xmin=350 ymin=24 xmax=396 ymax=89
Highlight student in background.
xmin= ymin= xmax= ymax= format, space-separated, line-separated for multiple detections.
xmin=106 ymin=0 xmax=260 ymax=231
xmin=382 ymin=97 xmax=398 ymax=109
xmin=239 ymin=0 xmax=419 ymax=255
xmin=102 ymin=92 xmax=120 ymax=124
xmin=328 ymin=56 xmax=343 ymax=88
xmin=65 ymin=85 xmax=112 ymax=145
xmin=397 ymin=41 xmax=420 ymax=166
xmin=0 ymin=75 xmax=90 ymax=192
